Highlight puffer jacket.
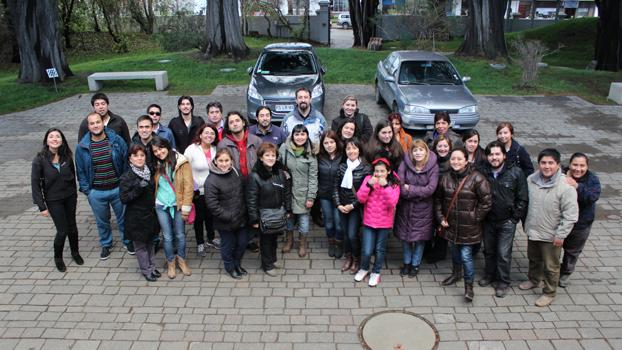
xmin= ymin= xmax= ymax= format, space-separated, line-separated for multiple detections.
xmin=153 ymin=152 xmax=194 ymax=214
xmin=246 ymin=160 xmax=292 ymax=226
xmin=356 ymin=175 xmax=401 ymax=229
xmin=204 ymin=162 xmax=247 ymax=231
xmin=482 ymin=162 xmax=528 ymax=223
xmin=568 ymin=169 xmax=601 ymax=229
xmin=317 ymin=154 xmax=343 ymax=199
xmin=278 ymin=139 xmax=318 ymax=214
xmin=119 ymin=169 xmax=156 ymax=243
xmin=332 ymin=160 xmax=372 ymax=208
xmin=395 ymin=152 xmax=439 ymax=242
xmin=330 ymin=110 xmax=373 ymax=143
xmin=436 ymin=153 xmax=450 ymax=179
xmin=434 ymin=164 xmax=492 ymax=245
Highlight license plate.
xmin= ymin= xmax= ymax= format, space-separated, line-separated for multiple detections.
xmin=275 ymin=104 xmax=294 ymax=112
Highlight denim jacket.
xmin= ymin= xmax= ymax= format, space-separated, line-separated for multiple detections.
xmin=75 ymin=128 xmax=128 ymax=195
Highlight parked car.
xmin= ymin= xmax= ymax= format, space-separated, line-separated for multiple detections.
xmin=375 ymin=50 xmax=479 ymax=131
xmin=337 ymin=14 xmax=351 ymax=28
xmin=246 ymin=42 xmax=326 ymax=123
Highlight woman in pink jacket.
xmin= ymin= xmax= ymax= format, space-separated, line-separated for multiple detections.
xmin=354 ymin=157 xmax=401 ymax=287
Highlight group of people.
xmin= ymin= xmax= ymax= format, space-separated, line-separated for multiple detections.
xmin=31 ymin=88 xmax=600 ymax=307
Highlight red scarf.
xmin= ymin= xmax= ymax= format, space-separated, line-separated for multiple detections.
xmin=227 ymin=130 xmax=249 ymax=177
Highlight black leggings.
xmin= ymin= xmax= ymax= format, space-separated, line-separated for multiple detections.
xmin=46 ymin=195 xmax=79 ymax=258
xmin=194 ymin=193 xmax=215 ymax=244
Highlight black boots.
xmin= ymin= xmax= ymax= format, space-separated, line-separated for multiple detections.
xmin=465 ymin=281 xmax=474 ymax=302
xmin=441 ymin=264 xmax=463 ymax=286
xmin=54 ymin=258 xmax=66 ymax=272
xmin=334 ymin=240 xmax=343 ymax=259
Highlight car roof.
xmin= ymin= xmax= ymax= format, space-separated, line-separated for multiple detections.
xmin=263 ymin=43 xmax=314 ymax=51
xmin=392 ymin=50 xmax=450 ymax=62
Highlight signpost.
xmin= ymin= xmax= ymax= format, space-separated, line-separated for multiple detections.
xmin=46 ymin=68 xmax=59 ymax=94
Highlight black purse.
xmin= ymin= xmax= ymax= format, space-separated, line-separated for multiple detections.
xmin=259 ymin=207 xmax=287 ymax=234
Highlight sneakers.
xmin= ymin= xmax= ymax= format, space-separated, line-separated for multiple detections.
xmin=206 ymin=238 xmax=221 ymax=250
xmin=535 ymin=294 xmax=555 ymax=307
xmin=368 ymin=273 xmax=381 ymax=287
xmin=518 ymin=280 xmax=539 ymax=290
xmin=558 ymin=274 xmax=570 ymax=288
xmin=197 ymin=243 xmax=206 ymax=257
xmin=264 ymin=269 xmax=278 ymax=277
xmin=354 ymin=269 xmax=369 ymax=282
xmin=125 ymin=242 xmax=135 ymax=255
xmin=100 ymin=247 xmax=111 ymax=260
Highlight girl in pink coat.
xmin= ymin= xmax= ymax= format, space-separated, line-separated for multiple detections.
xmin=354 ymin=158 xmax=401 ymax=287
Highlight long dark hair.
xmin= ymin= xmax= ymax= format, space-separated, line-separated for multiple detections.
xmin=177 ymin=95 xmax=194 ymax=118
xmin=366 ymin=120 xmax=403 ymax=164
xmin=151 ymin=136 xmax=176 ymax=176
xmin=336 ymin=119 xmax=358 ymax=142
xmin=319 ymin=130 xmax=343 ymax=159
xmin=39 ymin=128 xmax=72 ymax=162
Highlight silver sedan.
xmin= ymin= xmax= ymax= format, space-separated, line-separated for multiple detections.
xmin=375 ymin=50 xmax=479 ymax=131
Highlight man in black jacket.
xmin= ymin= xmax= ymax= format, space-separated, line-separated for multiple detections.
xmin=168 ymin=95 xmax=205 ymax=153
xmin=480 ymin=140 xmax=529 ymax=298
xmin=78 ymin=93 xmax=131 ymax=146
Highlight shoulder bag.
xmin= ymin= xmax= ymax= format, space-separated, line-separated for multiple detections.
xmin=436 ymin=175 xmax=469 ymax=236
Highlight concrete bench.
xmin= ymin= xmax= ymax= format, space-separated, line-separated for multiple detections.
xmin=87 ymin=71 xmax=169 ymax=91
xmin=608 ymin=82 xmax=622 ymax=105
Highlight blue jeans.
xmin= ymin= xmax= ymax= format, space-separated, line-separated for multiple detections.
xmin=319 ymin=198 xmax=343 ymax=241
xmin=287 ymin=213 xmax=310 ymax=236
xmin=483 ymin=220 xmax=517 ymax=287
xmin=219 ymin=227 xmax=250 ymax=272
xmin=339 ymin=208 xmax=361 ymax=258
xmin=155 ymin=205 xmax=186 ymax=262
xmin=402 ymin=241 xmax=426 ymax=267
xmin=360 ymin=226 xmax=390 ymax=274
xmin=87 ymin=188 xmax=127 ymax=248
xmin=450 ymin=243 xmax=475 ymax=283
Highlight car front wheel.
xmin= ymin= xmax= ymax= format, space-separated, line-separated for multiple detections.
xmin=375 ymin=82 xmax=384 ymax=105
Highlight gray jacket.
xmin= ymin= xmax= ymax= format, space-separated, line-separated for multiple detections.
xmin=217 ymin=131 xmax=263 ymax=179
xmin=525 ymin=169 xmax=578 ymax=242
xmin=279 ymin=139 xmax=318 ymax=214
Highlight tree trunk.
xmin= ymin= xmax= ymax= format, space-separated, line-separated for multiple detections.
xmin=456 ymin=0 xmax=508 ymax=59
xmin=349 ymin=0 xmax=378 ymax=48
xmin=6 ymin=0 xmax=72 ymax=83
xmin=205 ymin=0 xmax=249 ymax=59
xmin=594 ymin=0 xmax=622 ymax=71
xmin=59 ymin=0 xmax=76 ymax=49
xmin=90 ymin=0 xmax=101 ymax=32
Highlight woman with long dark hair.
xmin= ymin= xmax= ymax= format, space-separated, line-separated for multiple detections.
xmin=31 ymin=128 xmax=82 ymax=272
xmin=462 ymin=129 xmax=486 ymax=172
xmin=388 ymin=113 xmax=412 ymax=153
xmin=151 ymin=136 xmax=194 ymax=279
xmin=366 ymin=120 xmax=403 ymax=171
xmin=336 ymin=119 xmax=358 ymax=144
xmin=318 ymin=131 xmax=344 ymax=258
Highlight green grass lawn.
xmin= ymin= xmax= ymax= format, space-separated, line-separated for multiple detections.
xmin=1 ymin=22 xmax=620 ymax=115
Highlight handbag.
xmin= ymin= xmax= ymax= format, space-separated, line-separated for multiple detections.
xmin=163 ymin=172 xmax=196 ymax=224
xmin=436 ymin=175 xmax=469 ymax=236
xmin=259 ymin=206 xmax=287 ymax=234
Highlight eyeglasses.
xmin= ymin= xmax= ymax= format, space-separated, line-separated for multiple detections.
xmin=149 ymin=111 xmax=161 ymax=116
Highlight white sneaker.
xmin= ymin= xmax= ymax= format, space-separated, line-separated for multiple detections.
xmin=354 ymin=269 xmax=369 ymax=282
xmin=368 ymin=273 xmax=381 ymax=287
xmin=197 ymin=244 xmax=206 ymax=257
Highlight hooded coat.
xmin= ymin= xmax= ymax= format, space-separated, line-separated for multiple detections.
xmin=278 ymin=139 xmax=318 ymax=214
xmin=204 ymin=162 xmax=247 ymax=231
xmin=246 ymin=160 xmax=292 ymax=227
xmin=395 ymin=152 xmax=439 ymax=242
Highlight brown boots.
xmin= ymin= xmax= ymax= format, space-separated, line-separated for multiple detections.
xmin=465 ymin=281 xmax=474 ymax=302
xmin=282 ymin=231 xmax=294 ymax=253
xmin=341 ymin=255 xmax=353 ymax=272
xmin=167 ymin=256 xmax=192 ymax=279
xmin=167 ymin=260 xmax=176 ymax=279
xmin=298 ymin=234 xmax=307 ymax=258
xmin=441 ymin=264 xmax=463 ymax=286
xmin=350 ymin=256 xmax=360 ymax=274
xmin=177 ymin=256 xmax=192 ymax=276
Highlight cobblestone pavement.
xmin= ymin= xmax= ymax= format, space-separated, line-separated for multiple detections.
xmin=0 ymin=86 xmax=621 ymax=350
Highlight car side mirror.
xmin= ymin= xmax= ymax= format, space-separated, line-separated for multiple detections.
xmin=462 ymin=76 xmax=471 ymax=83
xmin=247 ymin=67 xmax=253 ymax=75
xmin=321 ymin=66 xmax=326 ymax=74
xmin=385 ymin=76 xmax=395 ymax=83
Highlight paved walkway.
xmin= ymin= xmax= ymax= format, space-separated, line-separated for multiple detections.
xmin=0 ymin=86 xmax=621 ymax=350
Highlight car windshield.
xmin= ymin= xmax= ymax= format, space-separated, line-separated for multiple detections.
xmin=256 ymin=51 xmax=317 ymax=75
xmin=398 ymin=60 xmax=462 ymax=85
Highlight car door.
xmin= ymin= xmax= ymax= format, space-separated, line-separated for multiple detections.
xmin=382 ymin=55 xmax=400 ymax=109
xmin=377 ymin=54 xmax=395 ymax=103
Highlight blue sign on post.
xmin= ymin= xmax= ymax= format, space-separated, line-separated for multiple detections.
xmin=46 ymin=68 xmax=59 ymax=93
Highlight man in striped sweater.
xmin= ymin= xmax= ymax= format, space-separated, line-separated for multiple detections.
xmin=76 ymin=112 xmax=129 ymax=260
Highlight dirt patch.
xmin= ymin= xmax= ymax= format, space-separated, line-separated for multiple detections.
xmin=0 ymin=193 xmax=35 ymax=219
xmin=569 ymin=110 xmax=622 ymax=133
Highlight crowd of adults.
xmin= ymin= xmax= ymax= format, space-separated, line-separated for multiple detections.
xmin=31 ymin=88 xmax=601 ymax=306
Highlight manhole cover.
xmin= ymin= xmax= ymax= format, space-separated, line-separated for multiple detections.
xmin=358 ymin=310 xmax=439 ymax=350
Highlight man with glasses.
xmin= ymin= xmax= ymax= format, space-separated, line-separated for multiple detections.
xmin=146 ymin=104 xmax=176 ymax=149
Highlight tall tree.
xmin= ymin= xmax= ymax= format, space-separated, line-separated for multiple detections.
xmin=128 ymin=0 xmax=156 ymax=34
xmin=594 ymin=0 xmax=622 ymax=71
xmin=59 ymin=0 xmax=77 ymax=48
xmin=6 ymin=0 xmax=72 ymax=83
xmin=349 ymin=0 xmax=379 ymax=48
xmin=205 ymin=0 xmax=249 ymax=59
xmin=456 ymin=0 xmax=509 ymax=59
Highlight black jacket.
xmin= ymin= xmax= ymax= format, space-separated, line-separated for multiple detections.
xmin=31 ymin=154 xmax=77 ymax=211
xmin=78 ymin=111 xmax=131 ymax=146
xmin=482 ymin=162 xmax=529 ymax=223
xmin=333 ymin=161 xmax=372 ymax=208
xmin=317 ymin=154 xmax=343 ymax=199
xmin=131 ymin=132 xmax=156 ymax=172
xmin=168 ymin=115 xmax=205 ymax=153
xmin=119 ymin=169 xmax=156 ymax=243
xmin=246 ymin=161 xmax=292 ymax=226
xmin=330 ymin=110 xmax=373 ymax=143
xmin=506 ymin=140 xmax=534 ymax=176
xmin=205 ymin=162 xmax=247 ymax=231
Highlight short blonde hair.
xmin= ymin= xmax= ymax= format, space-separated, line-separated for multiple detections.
xmin=409 ymin=139 xmax=430 ymax=166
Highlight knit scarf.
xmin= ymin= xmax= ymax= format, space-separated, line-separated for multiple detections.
xmin=130 ymin=163 xmax=151 ymax=181
xmin=341 ymin=158 xmax=360 ymax=189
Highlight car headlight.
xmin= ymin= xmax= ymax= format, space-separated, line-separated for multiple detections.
xmin=312 ymin=84 xmax=323 ymax=97
xmin=248 ymin=83 xmax=263 ymax=101
xmin=459 ymin=105 xmax=478 ymax=113
xmin=404 ymin=105 xmax=428 ymax=114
